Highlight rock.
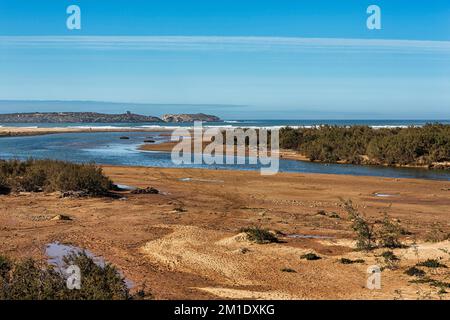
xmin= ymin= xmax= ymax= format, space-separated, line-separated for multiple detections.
xmin=144 ymin=139 xmax=155 ymax=143
xmin=119 ymin=136 xmax=130 ymax=140
xmin=162 ymin=113 xmax=221 ymax=123
xmin=51 ymin=214 xmax=72 ymax=221
xmin=130 ymin=187 xmax=159 ymax=195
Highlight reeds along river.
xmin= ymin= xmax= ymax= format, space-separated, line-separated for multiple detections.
xmin=0 ymin=131 xmax=449 ymax=181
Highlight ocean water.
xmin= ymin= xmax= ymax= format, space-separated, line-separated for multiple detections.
xmin=0 ymin=131 xmax=448 ymax=181
xmin=1 ymin=119 xmax=449 ymax=129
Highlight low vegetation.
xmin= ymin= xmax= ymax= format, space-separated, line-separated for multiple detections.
xmin=0 ymin=252 xmax=148 ymax=300
xmin=342 ymin=199 xmax=375 ymax=250
xmin=342 ymin=200 xmax=404 ymax=251
xmin=416 ymin=259 xmax=447 ymax=269
xmin=240 ymin=227 xmax=279 ymax=244
xmin=279 ymin=124 xmax=450 ymax=168
xmin=281 ymin=267 xmax=297 ymax=273
xmin=410 ymin=278 xmax=450 ymax=289
xmin=339 ymin=258 xmax=365 ymax=264
xmin=377 ymin=215 xmax=404 ymax=249
xmin=0 ymin=159 xmax=113 ymax=196
xmin=300 ymin=253 xmax=321 ymax=261
xmin=405 ymin=266 xmax=426 ymax=277
xmin=380 ymin=250 xmax=401 ymax=270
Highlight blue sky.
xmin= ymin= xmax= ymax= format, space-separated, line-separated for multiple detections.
xmin=0 ymin=0 xmax=449 ymax=119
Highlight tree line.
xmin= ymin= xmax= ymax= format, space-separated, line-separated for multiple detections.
xmin=279 ymin=124 xmax=449 ymax=168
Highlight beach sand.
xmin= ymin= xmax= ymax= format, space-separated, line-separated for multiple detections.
xmin=0 ymin=126 xmax=173 ymax=137
xmin=0 ymin=166 xmax=449 ymax=300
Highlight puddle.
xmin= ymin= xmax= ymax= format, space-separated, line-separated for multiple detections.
xmin=373 ymin=192 xmax=398 ymax=198
xmin=46 ymin=242 xmax=105 ymax=268
xmin=45 ymin=242 xmax=133 ymax=289
xmin=285 ymin=234 xmax=335 ymax=240
xmin=115 ymin=184 xmax=137 ymax=191
xmin=179 ymin=177 xmax=224 ymax=183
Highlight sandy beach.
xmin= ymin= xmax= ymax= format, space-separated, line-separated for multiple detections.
xmin=1 ymin=165 xmax=449 ymax=300
xmin=0 ymin=126 xmax=174 ymax=137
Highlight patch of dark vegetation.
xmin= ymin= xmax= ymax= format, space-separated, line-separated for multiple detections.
xmin=342 ymin=199 xmax=375 ymax=251
xmin=404 ymin=266 xmax=426 ymax=277
xmin=380 ymin=250 xmax=400 ymax=270
xmin=339 ymin=258 xmax=365 ymax=264
xmin=0 ymin=159 xmax=114 ymax=196
xmin=279 ymin=124 xmax=450 ymax=168
xmin=377 ymin=214 xmax=404 ymax=249
xmin=316 ymin=210 xmax=340 ymax=219
xmin=240 ymin=227 xmax=279 ymax=244
xmin=342 ymin=199 xmax=406 ymax=251
xmin=416 ymin=259 xmax=447 ymax=269
xmin=281 ymin=268 xmax=297 ymax=273
xmin=380 ymin=250 xmax=400 ymax=262
xmin=410 ymin=278 xmax=450 ymax=289
xmin=0 ymin=180 xmax=11 ymax=195
xmin=0 ymin=252 xmax=150 ymax=300
xmin=130 ymin=187 xmax=159 ymax=195
xmin=300 ymin=253 xmax=321 ymax=261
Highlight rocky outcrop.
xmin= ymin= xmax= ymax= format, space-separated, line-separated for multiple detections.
xmin=0 ymin=111 xmax=162 ymax=123
xmin=162 ymin=113 xmax=221 ymax=123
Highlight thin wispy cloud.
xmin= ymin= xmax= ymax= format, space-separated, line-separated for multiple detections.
xmin=1 ymin=36 xmax=450 ymax=53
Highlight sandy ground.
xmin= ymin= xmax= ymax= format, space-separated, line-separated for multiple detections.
xmin=0 ymin=166 xmax=449 ymax=300
xmin=0 ymin=126 xmax=172 ymax=137
xmin=140 ymin=140 xmax=309 ymax=161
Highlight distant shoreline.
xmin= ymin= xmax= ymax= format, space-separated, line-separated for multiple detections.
xmin=1 ymin=124 xmax=448 ymax=171
xmin=0 ymin=126 xmax=174 ymax=138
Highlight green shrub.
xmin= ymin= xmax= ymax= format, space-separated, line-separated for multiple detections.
xmin=416 ymin=259 xmax=447 ymax=269
xmin=0 ymin=159 xmax=113 ymax=196
xmin=342 ymin=200 xmax=375 ymax=251
xmin=380 ymin=250 xmax=400 ymax=270
xmin=378 ymin=215 xmax=403 ymax=249
xmin=240 ymin=227 xmax=279 ymax=244
xmin=381 ymin=250 xmax=399 ymax=261
xmin=0 ymin=252 xmax=145 ymax=300
xmin=405 ymin=267 xmax=426 ymax=277
xmin=0 ymin=256 xmax=11 ymax=278
xmin=410 ymin=278 xmax=450 ymax=289
xmin=62 ymin=251 xmax=130 ymax=300
xmin=0 ymin=177 xmax=11 ymax=195
xmin=339 ymin=258 xmax=365 ymax=264
xmin=300 ymin=253 xmax=321 ymax=261
xmin=1 ymin=258 xmax=68 ymax=300
xmin=278 ymin=124 xmax=450 ymax=167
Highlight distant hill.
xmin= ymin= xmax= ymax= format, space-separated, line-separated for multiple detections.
xmin=0 ymin=111 xmax=163 ymax=123
xmin=162 ymin=113 xmax=221 ymax=123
